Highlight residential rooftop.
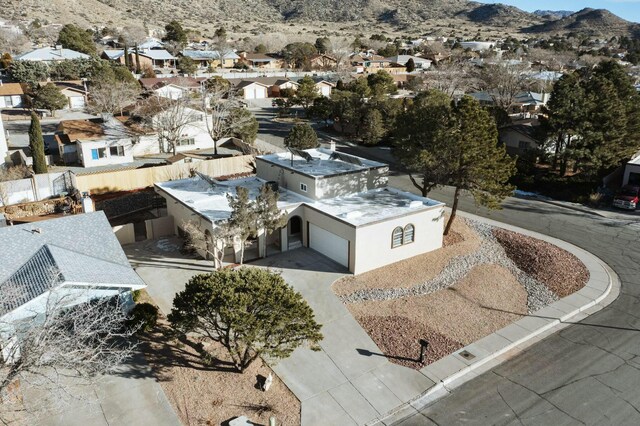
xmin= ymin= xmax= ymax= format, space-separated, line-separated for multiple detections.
xmin=155 ymin=174 xmax=443 ymax=227
xmin=257 ymin=148 xmax=387 ymax=178
xmin=16 ymin=47 xmax=90 ymax=61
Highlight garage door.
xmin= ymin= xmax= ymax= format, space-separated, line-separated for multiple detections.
xmin=309 ymin=223 xmax=349 ymax=268
xmin=70 ymin=96 xmax=85 ymax=109
xmin=245 ymin=88 xmax=255 ymax=100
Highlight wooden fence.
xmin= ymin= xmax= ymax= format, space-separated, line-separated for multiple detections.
xmin=74 ymin=155 xmax=254 ymax=194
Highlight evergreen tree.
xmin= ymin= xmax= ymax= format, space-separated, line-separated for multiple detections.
xmin=56 ymin=24 xmax=97 ymax=55
xmin=367 ymin=70 xmax=397 ymax=98
xmin=314 ymin=37 xmax=331 ymax=54
xmin=228 ymin=108 xmax=259 ymax=144
xmin=254 ymin=44 xmax=267 ymax=54
xmin=360 ymin=108 xmax=385 ymax=145
xmin=32 ymin=83 xmax=68 ymax=116
xmin=28 ymin=112 xmax=47 ymax=174
xmin=284 ymin=123 xmax=318 ymax=150
xmin=168 ymin=268 xmax=323 ymax=372
xmin=226 ymin=186 xmax=256 ymax=264
xmin=444 ymin=96 xmax=515 ymax=234
xmin=405 ymin=57 xmax=416 ymax=73
xmin=163 ymin=20 xmax=187 ymax=46
xmin=253 ymin=186 xmax=287 ymax=257
xmin=177 ymin=56 xmax=197 ymax=76
xmin=293 ymin=75 xmax=319 ymax=113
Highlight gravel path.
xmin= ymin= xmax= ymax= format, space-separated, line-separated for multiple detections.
xmin=340 ymin=219 xmax=559 ymax=313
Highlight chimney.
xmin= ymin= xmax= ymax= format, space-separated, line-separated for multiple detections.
xmin=330 ymin=140 xmax=336 ymax=151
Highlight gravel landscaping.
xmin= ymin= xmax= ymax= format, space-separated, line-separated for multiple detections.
xmin=335 ymin=218 xmax=590 ymax=370
xmin=139 ymin=314 xmax=300 ymax=426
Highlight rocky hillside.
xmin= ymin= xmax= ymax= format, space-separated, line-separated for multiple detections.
xmin=525 ymin=8 xmax=640 ymax=37
xmin=0 ymin=0 xmax=635 ymax=38
xmin=533 ymin=10 xmax=574 ymax=20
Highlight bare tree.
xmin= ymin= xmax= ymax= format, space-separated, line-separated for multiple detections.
xmin=135 ymin=96 xmax=201 ymax=156
xmin=202 ymin=83 xmax=254 ymax=155
xmin=526 ymin=48 xmax=576 ymax=72
xmin=476 ymin=61 xmax=531 ymax=110
xmin=0 ymin=277 xmax=136 ymax=423
xmin=120 ymin=26 xmax=147 ymax=73
xmin=182 ymin=221 xmax=233 ymax=270
xmin=0 ymin=29 xmax=31 ymax=55
xmin=329 ymin=37 xmax=353 ymax=72
xmin=88 ymin=81 xmax=140 ymax=116
xmin=423 ymin=61 xmax=476 ymax=97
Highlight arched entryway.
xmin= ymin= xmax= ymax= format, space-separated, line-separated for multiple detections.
xmin=288 ymin=216 xmax=303 ymax=249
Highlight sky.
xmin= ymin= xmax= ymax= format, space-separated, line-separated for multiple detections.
xmin=482 ymin=1 xmax=640 ymax=23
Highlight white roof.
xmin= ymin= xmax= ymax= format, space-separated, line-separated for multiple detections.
xmin=182 ymin=49 xmax=240 ymax=60
xmin=139 ymin=49 xmax=176 ymax=60
xmin=385 ymin=55 xmax=431 ymax=65
xmin=257 ymin=148 xmax=385 ymax=178
xmin=156 ymin=175 xmax=443 ymax=227
xmin=16 ymin=47 xmax=90 ymax=61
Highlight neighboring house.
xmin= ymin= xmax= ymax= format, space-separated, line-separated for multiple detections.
xmin=139 ymin=77 xmax=206 ymax=100
xmin=227 ymin=77 xmax=298 ymax=98
xmin=499 ymin=124 xmax=542 ymax=156
xmin=0 ymin=212 xmax=145 ymax=358
xmin=314 ymin=80 xmax=335 ymax=97
xmin=468 ymin=90 xmax=550 ymax=115
xmin=238 ymin=53 xmax=285 ymax=69
xmin=459 ymin=41 xmax=496 ymax=51
xmin=622 ymin=155 xmax=640 ymax=186
xmin=181 ymin=50 xmax=240 ymax=68
xmin=233 ymin=80 xmax=270 ymax=100
xmin=155 ymin=148 xmax=445 ymax=275
xmin=42 ymin=81 xmax=88 ymax=109
xmin=101 ymin=49 xmax=126 ymax=64
xmin=15 ymin=46 xmax=90 ymax=62
xmin=129 ymin=49 xmax=177 ymax=70
xmin=385 ymin=55 xmax=432 ymax=70
xmin=0 ymin=83 xmax=24 ymax=108
xmin=309 ymin=54 xmax=337 ymax=69
xmin=56 ymin=119 xmax=134 ymax=167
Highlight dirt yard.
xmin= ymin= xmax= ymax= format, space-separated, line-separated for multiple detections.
xmin=135 ymin=299 xmax=300 ymax=426
xmin=333 ymin=218 xmax=589 ymax=370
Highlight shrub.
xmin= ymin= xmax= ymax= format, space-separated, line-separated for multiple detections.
xmin=128 ymin=302 xmax=159 ymax=332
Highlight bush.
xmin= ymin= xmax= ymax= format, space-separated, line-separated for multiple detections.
xmin=128 ymin=302 xmax=159 ymax=332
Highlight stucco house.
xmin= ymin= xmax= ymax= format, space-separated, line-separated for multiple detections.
xmin=622 ymin=155 xmax=640 ymax=186
xmin=181 ymin=49 xmax=240 ymax=68
xmin=47 ymin=81 xmax=88 ymax=109
xmin=155 ymin=148 xmax=445 ymax=274
xmin=129 ymin=49 xmax=177 ymax=70
xmin=0 ymin=212 xmax=145 ymax=361
xmin=239 ymin=53 xmax=285 ymax=69
xmin=385 ymin=55 xmax=432 ymax=70
xmin=101 ymin=49 xmax=126 ymax=64
xmin=234 ymin=80 xmax=270 ymax=100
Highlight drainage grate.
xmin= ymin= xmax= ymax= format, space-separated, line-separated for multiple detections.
xmin=459 ymin=350 xmax=476 ymax=360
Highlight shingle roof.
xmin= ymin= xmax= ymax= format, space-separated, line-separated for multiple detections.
xmin=0 ymin=83 xmax=24 ymax=96
xmin=0 ymin=212 xmax=144 ymax=316
xmin=102 ymin=49 xmax=125 ymax=60
xmin=16 ymin=47 xmax=90 ymax=61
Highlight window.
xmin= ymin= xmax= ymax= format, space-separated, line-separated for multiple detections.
xmin=90 ymin=148 xmax=106 ymax=160
xmin=392 ymin=224 xmax=415 ymax=248
xmin=392 ymin=227 xmax=403 ymax=248
xmin=300 ymin=183 xmax=307 ymax=192
xmin=177 ymin=138 xmax=195 ymax=146
xmin=518 ymin=140 xmax=529 ymax=150
xmin=403 ymin=224 xmax=415 ymax=244
xmin=3 ymin=96 xmax=13 ymax=107
xmin=109 ymin=146 xmax=125 ymax=157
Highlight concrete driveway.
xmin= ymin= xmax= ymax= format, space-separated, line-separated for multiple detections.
xmin=251 ymin=249 xmax=435 ymax=425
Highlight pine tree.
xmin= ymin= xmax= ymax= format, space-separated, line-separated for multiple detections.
xmin=226 ymin=186 xmax=256 ymax=264
xmin=29 ymin=112 xmax=47 ymax=174
xmin=284 ymin=123 xmax=319 ymax=149
xmin=406 ymin=58 xmax=416 ymax=73
xmin=360 ymin=108 xmax=385 ymax=145
xmin=293 ymin=76 xmax=319 ymax=114
xmin=253 ymin=186 xmax=287 ymax=258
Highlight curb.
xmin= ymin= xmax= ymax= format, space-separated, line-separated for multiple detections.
xmin=369 ymin=211 xmax=621 ymax=426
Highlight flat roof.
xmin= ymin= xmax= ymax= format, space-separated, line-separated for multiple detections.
xmin=155 ymin=175 xmax=444 ymax=227
xmin=257 ymin=148 xmax=386 ymax=178
xmin=310 ymin=187 xmax=443 ymax=226
xmin=155 ymin=176 xmax=310 ymax=223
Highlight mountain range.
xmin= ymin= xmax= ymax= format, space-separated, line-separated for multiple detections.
xmin=0 ymin=0 xmax=637 ymax=38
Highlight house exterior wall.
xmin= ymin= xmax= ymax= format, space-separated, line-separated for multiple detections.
xmin=240 ymin=83 xmax=269 ymax=100
xmin=500 ymin=129 xmax=539 ymax=156
xmin=301 ymin=205 xmax=357 ymax=270
xmin=0 ymin=95 xmax=23 ymax=108
xmin=623 ymin=161 xmax=640 ymax=186
xmin=77 ymin=139 xmax=134 ymax=167
xmin=256 ymin=158 xmax=388 ymax=200
xmin=352 ymin=206 xmax=444 ymax=274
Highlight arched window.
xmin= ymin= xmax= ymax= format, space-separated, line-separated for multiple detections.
xmin=403 ymin=224 xmax=415 ymax=244
xmin=392 ymin=227 xmax=403 ymax=248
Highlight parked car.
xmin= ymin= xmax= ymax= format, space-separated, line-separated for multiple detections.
xmin=612 ymin=185 xmax=640 ymax=210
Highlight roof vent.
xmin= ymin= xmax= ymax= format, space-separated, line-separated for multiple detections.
xmin=344 ymin=211 xmax=363 ymax=219
xmin=32 ymin=228 xmax=43 ymax=234
xmin=409 ymin=200 xmax=423 ymax=208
